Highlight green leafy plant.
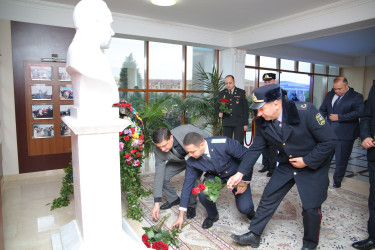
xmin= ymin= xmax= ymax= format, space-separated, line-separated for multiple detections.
xmin=184 ymin=63 xmax=225 ymax=135
xmin=47 ymin=161 xmax=73 ymax=210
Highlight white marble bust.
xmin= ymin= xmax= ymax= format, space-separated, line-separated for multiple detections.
xmin=66 ymin=0 xmax=119 ymax=110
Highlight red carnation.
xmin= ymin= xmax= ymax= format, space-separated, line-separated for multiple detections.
xmin=124 ymin=136 xmax=130 ymax=141
xmin=130 ymin=127 xmax=135 ymax=133
xmin=140 ymin=135 xmax=144 ymax=141
xmin=145 ymin=241 xmax=151 ymax=248
xmin=192 ymin=188 xmax=200 ymax=195
xmin=142 ymin=234 xmax=148 ymax=243
xmin=198 ymin=183 xmax=206 ymax=191
xmin=125 ymin=153 xmax=130 ymax=159
xmin=119 ymin=131 xmax=123 ymax=136
xmin=220 ymin=98 xmax=230 ymax=103
xmin=127 ymin=161 xmax=131 ymax=165
xmin=136 ymin=152 xmax=141 ymax=157
xmin=161 ymin=243 xmax=168 ymax=250
xmin=131 ymin=149 xmax=137 ymax=154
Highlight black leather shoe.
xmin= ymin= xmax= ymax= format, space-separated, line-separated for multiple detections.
xmin=333 ymin=182 xmax=341 ymax=188
xmin=160 ymin=197 xmax=180 ymax=210
xmin=266 ymin=170 xmax=273 ymax=177
xmin=258 ymin=166 xmax=269 ymax=173
xmin=186 ymin=207 xmax=196 ymax=219
xmin=231 ymin=231 xmax=260 ymax=247
xmin=352 ymin=238 xmax=375 ymax=249
xmin=247 ymin=210 xmax=255 ymax=220
xmin=202 ymin=214 xmax=219 ymax=229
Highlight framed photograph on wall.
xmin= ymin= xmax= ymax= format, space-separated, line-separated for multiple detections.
xmin=58 ymin=67 xmax=71 ymax=81
xmin=60 ymin=105 xmax=72 ymax=117
xmin=60 ymin=86 xmax=73 ymax=100
xmin=32 ymin=104 xmax=53 ymax=119
xmin=30 ymin=65 xmax=52 ymax=81
xmin=31 ymin=85 xmax=53 ymax=100
xmin=32 ymin=124 xmax=54 ymax=138
xmin=60 ymin=122 xmax=71 ymax=137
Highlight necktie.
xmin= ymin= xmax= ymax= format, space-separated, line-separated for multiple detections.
xmin=171 ymin=146 xmax=182 ymax=159
xmin=332 ymin=96 xmax=342 ymax=111
xmin=272 ymin=120 xmax=282 ymax=137
xmin=202 ymin=154 xmax=212 ymax=163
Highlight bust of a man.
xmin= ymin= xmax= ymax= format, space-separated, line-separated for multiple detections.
xmin=66 ymin=0 xmax=118 ymax=110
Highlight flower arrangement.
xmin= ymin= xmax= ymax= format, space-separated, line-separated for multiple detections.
xmin=142 ymin=215 xmax=185 ymax=249
xmin=192 ymin=177 xmax=245 ymax=203
xmin=219 ymin=98 xmax=232 ymax=114
xmin=115 ymin=99 xmax=152 ymax=221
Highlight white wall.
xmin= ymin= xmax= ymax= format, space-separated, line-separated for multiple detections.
xmin=0 ymin=19 xmax=19 ymax=175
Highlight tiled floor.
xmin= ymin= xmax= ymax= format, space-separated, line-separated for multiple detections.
xmin=1 ymin=141 xmax=371 ymax=250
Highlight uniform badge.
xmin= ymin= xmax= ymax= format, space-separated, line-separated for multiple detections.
xmin=316 ymin=113 xmax=325 ymax=125
xmin=211 ymin=138 xmax=226 ymax=143
xmin=300 ymin=104 xmax=307 ymax=109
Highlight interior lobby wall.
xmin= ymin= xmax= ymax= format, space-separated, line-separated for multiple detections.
xmin=0 ymin=19 xmax=19 ymax=176
xmin=342 ymin=67 xmax=365 ymax=95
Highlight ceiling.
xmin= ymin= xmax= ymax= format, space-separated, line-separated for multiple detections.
xmin=42 ymin=0 xmax=375 ymax=59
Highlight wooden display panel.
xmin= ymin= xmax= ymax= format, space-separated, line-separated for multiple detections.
xmin=24 ymin=61 xmax=72 ymax=156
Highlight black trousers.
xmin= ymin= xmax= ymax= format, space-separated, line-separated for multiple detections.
xmin=333 ymin=139 xmax=355 ymax=183
xmin=368 ymin=160 xmax=375 ymax=239
xmin=249 ymin=179 xmax=322 ymax=248
xmin=223 ymin=126 xmax=244 ymax=144
xmin=198 ymin=174 xmax=254 ymax=219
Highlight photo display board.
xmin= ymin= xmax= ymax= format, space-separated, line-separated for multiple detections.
xmin=24 ymin=61 xmax=72 ymax=156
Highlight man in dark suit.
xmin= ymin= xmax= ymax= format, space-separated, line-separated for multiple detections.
xmin=171 ymin=132 xmax=255 ymax=229
xmin=151 ymin=125 xmax=210 ymax=221
xmin=216 ymin=75 xmax=249 ymax=143
xmin=319 ymin=77 xmax=364 ymax=188
xmin=228 ymin=84 xmax=337 ymax=250
xmin=352 ymin=84 xmax=375 ymax=249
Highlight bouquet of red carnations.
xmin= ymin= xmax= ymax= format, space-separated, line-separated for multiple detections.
xmin=219 ymin=98 xmax=232 ymax=114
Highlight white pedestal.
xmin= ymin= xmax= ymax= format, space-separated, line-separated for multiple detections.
xmin=59 ymin=107 xmax=144 ymax=250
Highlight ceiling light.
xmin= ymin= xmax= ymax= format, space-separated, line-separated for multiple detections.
xmin=150 ymin=0 xmax=177 ymax=6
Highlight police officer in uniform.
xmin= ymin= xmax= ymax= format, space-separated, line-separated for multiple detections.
xmin=216 ymin=75 xmax=249 ymax=143
xmin=171 ymin=132 xmax=255 ymax=230
xmin=228 ymin=84 xmax=337 ymax=250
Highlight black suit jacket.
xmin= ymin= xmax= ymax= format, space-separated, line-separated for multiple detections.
xmin=319 ymin=87 xmax=364 ymax=140
xmin=216 ymin=87 xmax=249 ymax=126
xmin=238 ymin=99 xmax=337 ymax=209
xmin=360 ymin=84 xmax=375 ymax=161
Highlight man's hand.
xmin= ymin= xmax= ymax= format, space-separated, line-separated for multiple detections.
xmin=219 ymin=112 xmax=223 ymax=118
xmin=289 ymin=157 xmax=307 ymax=168
xmin=329 ymin=114 xmax=339 ymax=121
xmin=234 ymin=181 xmax=248 ymax=195
xmin=362 ymin=137 xmax=375 ymax=149
xmin=151 ymin=203 xmax=160 ymax=221
xmin=243 ymin=125 xmax=248 ymax=131
xmin=227 ymin=172 xmax=244 ymax=190
xmin=171 ymin=211 xmax=185 ymax=230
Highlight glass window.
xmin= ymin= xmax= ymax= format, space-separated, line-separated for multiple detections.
xmin=149 ymin=42 xmax=183 ymax=90
xmin=186 ymin=46 xmax=215 ymax=90
xmin=327 ymin=76 xmax=336 ymax=92
xmin=149 ymin=92 xmax=183 ymax=128
xmin=107 ymin=38 xmax=145 ymax=89
xmin=259 ymin=70 xmax=277 ymax=87
xmin=260 ymin=56 xmax=276 ymax=68
xmin=280 ymin=72 xmax=311 ymax=102
xmin=312 ymin=75 xmax=327 ymax=108
xmin=280 ymin=59 xmax=295 ymax=71
xmin=245 ymin=54 xmax=256 ymax=67
xmin=298 ymin=61 xmax=311 ymax=73
xmin=119 ymin=91 xmax=145 ymax=111
xmin=329 ymin=66 xmax=339 ymax=76
xmin=314 ymin=64 xmax=326 ymax=74
xmin=244 ymin=68 xmax=257 ymax=96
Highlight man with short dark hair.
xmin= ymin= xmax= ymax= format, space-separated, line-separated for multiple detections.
xmin=171 ymin=132 xmax=255 ymax=230
xmin=319 ymin=77 xmax=364 ymax=188
xmin=151 ymin=125 xmax=209 ymax=221
xmin=216 ymin=75 xmax=249 ymax=143
xmin=228 ymin=84 xmax=336 ymax=249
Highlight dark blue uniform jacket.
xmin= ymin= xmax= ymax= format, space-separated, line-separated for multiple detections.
xmin=238 ymin=99 xmax=337 ymax=209
xmin=179 ymin=137 xmax=252 ymax=208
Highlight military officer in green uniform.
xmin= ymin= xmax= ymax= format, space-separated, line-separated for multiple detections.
xmin=216 ymin=75 xmax=249 ymax=144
